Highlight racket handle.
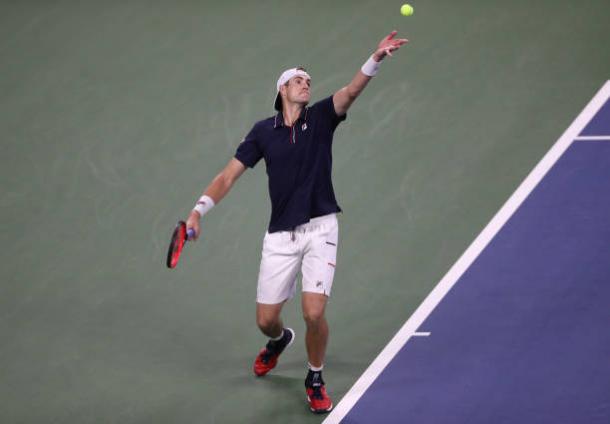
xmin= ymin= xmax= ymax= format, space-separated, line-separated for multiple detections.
xmin=186 ymin=228 xmax=196 ymax=240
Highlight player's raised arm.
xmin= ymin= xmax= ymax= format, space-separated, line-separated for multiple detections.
xmin=186 ymin=158 xmax=247 ymax=240
xmin=332 ymin=30 xmax=408 ymax=116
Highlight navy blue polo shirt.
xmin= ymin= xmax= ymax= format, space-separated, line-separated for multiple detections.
xmin=234 ymin=95 xmax=346 ymax=233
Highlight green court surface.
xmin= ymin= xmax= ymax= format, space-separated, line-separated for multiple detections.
xmin=1 ymin=1 xmax=609 ymax=423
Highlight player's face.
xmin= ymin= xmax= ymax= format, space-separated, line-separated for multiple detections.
xmin=284 ymin=76 xmax=311 ymax=106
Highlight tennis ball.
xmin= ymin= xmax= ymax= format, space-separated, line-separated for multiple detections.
xmin=400 ymin=4 xmax=414 ymax=16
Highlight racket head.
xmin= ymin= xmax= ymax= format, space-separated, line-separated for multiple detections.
xmin=166 ymin=221 xmax=188 ymax=269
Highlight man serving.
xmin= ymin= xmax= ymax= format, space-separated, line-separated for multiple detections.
xmin=186 ymin=31 xmax=408 ymax=414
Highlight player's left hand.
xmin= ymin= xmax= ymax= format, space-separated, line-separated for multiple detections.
xmin=373 ymin=30 xmax=408 ymax=61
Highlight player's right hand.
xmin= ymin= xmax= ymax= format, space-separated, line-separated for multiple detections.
xmin=186 ymin=211 xmax=201 ymax=241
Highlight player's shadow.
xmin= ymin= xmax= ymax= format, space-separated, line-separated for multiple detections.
xmin=257 ymin=374 xmax=313 ymax=418
xmin=226 ymin=372 xmax=307 ymax=415
xmin=323 ymin=353 xmax=369 ymax=371
xmin=263 ymin=374 xmax=302 ymax=389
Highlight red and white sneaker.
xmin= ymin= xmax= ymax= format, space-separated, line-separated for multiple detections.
xmin=306 ymin=384 xmax=333 ymax=413
xmin=253 ymin=328 xmax=295 ymax=377
xmin=305 ymin=371 xmax=333 ymax=414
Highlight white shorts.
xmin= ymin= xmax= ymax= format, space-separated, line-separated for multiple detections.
xmin=256 ymin=213 xmax=339 ymax=304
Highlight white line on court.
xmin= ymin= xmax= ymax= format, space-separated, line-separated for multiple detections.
xmin=413 ymin=332 xmax=431 ymax=337
xmin=575 ymin=136 xmax=610 ymax=141
xmin=322 ymin=80 xmax=610 ymax=424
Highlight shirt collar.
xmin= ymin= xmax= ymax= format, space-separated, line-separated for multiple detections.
xmin=274 ymin=107 xmax=309 ymax=129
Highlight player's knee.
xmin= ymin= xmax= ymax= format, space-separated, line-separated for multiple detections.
xmin=303 ymin=309 xmax=325 ymax=327
xmin=256 ymin=315 xmax=279 ymax=333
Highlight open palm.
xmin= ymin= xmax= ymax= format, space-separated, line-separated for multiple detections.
xmin=374 ymin=30 xmax=409 ymax=61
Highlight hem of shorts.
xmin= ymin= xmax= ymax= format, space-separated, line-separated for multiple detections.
xmin=302 ymin=289 xmax=331 ymax=298
xmin=256 ymin=295 xmax=293 ymax=305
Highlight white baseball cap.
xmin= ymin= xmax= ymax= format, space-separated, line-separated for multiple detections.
xmin=274 ymin=67 xmax=311 ymax=111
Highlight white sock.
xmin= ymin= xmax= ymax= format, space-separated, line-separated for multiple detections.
xmin=270 ymin=329 xmax=285 ymax=341
xmin=308 ymin=363 xmax=324 ymax=372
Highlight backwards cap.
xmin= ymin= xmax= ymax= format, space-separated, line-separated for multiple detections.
xmin=274 ymin=67 xmax=311 ymax=111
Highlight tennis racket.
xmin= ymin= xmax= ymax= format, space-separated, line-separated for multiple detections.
xmin=166 ymin=220 xmax=196 ymax=269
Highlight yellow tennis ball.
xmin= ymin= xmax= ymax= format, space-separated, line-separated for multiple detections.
xmin=400 ymin=4 xmax=414 ymax=16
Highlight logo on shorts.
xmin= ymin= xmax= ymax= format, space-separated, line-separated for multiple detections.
xmin=302 ymin=123 xmax=308 ymax=131
xmin=316 ymin=281 xmax=323 ymax=288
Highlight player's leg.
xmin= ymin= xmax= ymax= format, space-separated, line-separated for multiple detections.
xmin=253 ymin=230 xmax=300 ymax=376
xmin=300 ymin=214 xmax=338 ymax=413
xmin=301 ymin=292 xmax=329 ymax=367
xmin=256 ymin=301 xmax=285 ymax=339
xmin=301 ymin=291 xmax=333 ymax=413
xmin=301 ymin=214 xmax=338 ymax=366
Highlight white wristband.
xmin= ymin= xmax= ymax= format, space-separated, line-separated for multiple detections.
xmin=361 ymin=55 xmax=381 ymax=77
xmin=193 ymin=195 xmax=215 ymax=217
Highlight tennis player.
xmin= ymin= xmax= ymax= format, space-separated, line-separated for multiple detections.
xmin=186 ymin=31 xmax=408 ymax=414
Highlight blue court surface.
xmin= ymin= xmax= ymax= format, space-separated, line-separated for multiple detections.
xmin=324 ymin=82 xmax=610 ymax=424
